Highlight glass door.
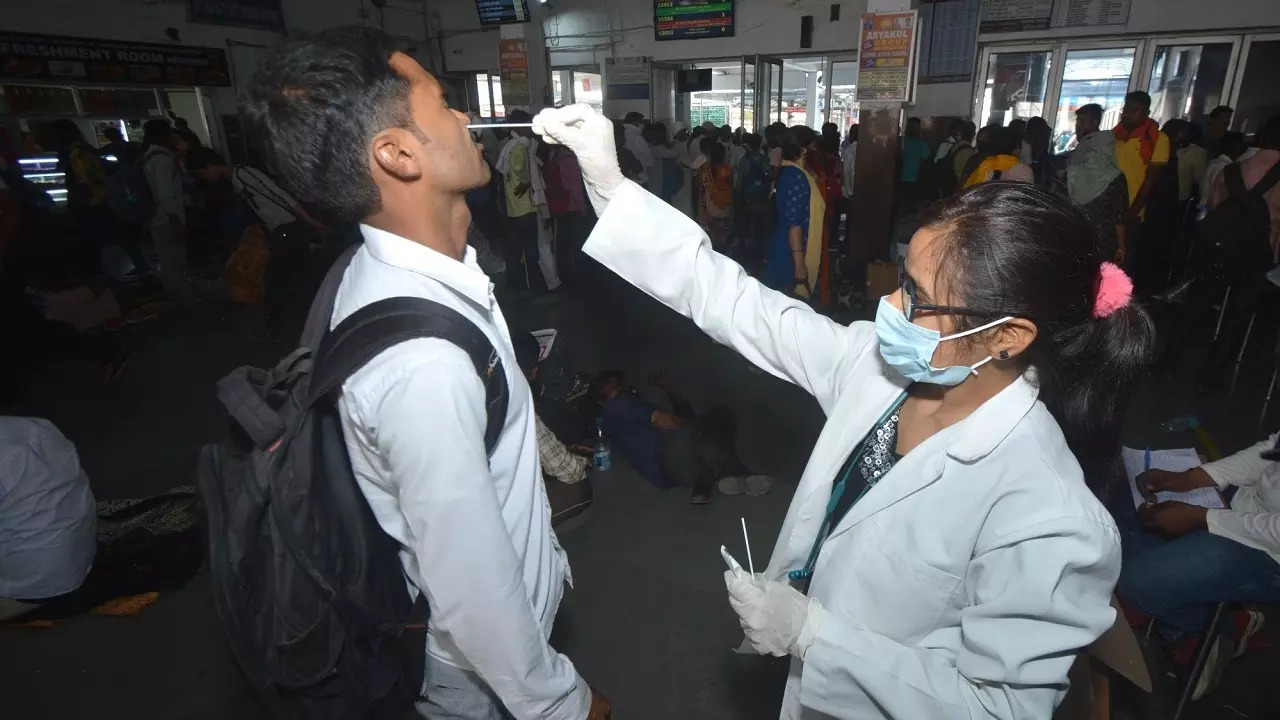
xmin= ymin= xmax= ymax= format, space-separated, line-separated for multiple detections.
xmin=1140 ymin=37 xmax=1241 ymax=127
xmin=754 ymin=55 xmax=783 ymax=131
xmin=648 ymin=63 xmax=677 ymax=123
xmin=827 ymin=55 xmax=859 ymax=134
xmin=1050 ymin=45 xmax=1137 ymax=153
xmin=741 ymin=58 xmax=756 ymax=132
xmin=1229 ymin=33 xmax=1280 ymax=135
xmin=780 ymin=57 xmax=827 ymax=129
xmin=975 ymin=46 xmax=1053 ymax=127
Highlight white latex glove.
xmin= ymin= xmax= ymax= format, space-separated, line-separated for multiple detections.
xmin=532 ymin=104 xmax=625 ymax=216
xmin=724 ymin=571 xmax=827 ymax=659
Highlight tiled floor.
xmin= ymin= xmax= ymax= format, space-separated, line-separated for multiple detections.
xmin=1 ymin=259 xmax=1277 ymax=719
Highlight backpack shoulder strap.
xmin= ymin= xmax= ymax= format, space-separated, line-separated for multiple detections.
xmin=1224 ymin=162 xmax=1248 ymax=198
xmin=310 ymin=297 xmax=509 ymax=455
xmin=298 ymin=243 xmax=361 ymax=350
xmin=1253 ymin=160 xmax=1280 ymax=197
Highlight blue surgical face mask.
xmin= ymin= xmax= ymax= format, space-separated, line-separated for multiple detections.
xmin=875 ymin=296 xmax=1013 ymax=386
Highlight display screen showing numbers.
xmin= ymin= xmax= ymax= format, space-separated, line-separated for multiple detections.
xmin=654 ymin=0 xmax=735 ymax=41
xmin=476 ymin=0 xmax=530 ymax=26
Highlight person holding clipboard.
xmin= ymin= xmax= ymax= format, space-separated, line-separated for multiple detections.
xmin=1118 ymin=434 xmax=1280 ymax=699
xmin=532 ymin=104 xmax=1156 ymax=720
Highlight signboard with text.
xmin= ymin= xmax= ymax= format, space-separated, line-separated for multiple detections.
xmin=477 ymin=0 xmax=531 ymax=26
xmin=918 ymin=0 xmax=980 ymax=85
xmin=655 ymin=1 xmax=735 ymax=41
xmin=605 ymin=57 xmax=651 ymax=101
xmin=498 ymin=39 xmax=530 ymax=109
xmin=0 ymin=31 xmax=230 ymax=87
xmin=979 ymin=0 xmax=1053 ymax=33
xmin=856 ymin=11 xmax=919 ymax=102
xmin=188 ymin=0 xmax=285 ymax=32
xmin=1051 ymin=0 xmax=1131 ymax=28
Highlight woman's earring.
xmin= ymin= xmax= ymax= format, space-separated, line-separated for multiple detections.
xmin=998 ymin=350 xmax=1010 ymax=360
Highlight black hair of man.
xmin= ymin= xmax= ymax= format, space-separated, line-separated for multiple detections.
xmin=239 ymin=26 xmax=424 ymax=226
xmin=624 ymin=111 xmax=645 ymax=125
xmin=1124 ymin=90 xmax=1152 ymax=111
xmin=142 ymin=118 xmax=174 ymax=148
xmin=947 ymin=119 xmax=966 ymax=137
xmin=744 ymin=133 xmax=762 ymax=152
xmin=507 ymin=108 xmax=534 ymax=137
xmin=1219 ymin=131 xmax=1247 ymax=159
xmin=960 ymin=121 xmax=976 ymax=142
xmin=103 ymin=126 xmax=124 ymax=143
xmin=589 ymin=370 xmax=624 ymax=401
xmin=513 ymin=332 xmax=541 ymax=378
xmin=1209 ymin=105 xmax=1234 ymax=120
xmin=1076 ymin=103 xmax=1103 ymax=125
xmin=990 ymin=126 xmax=1019 ymax=157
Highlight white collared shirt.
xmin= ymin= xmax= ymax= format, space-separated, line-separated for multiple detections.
xmin=331 ymin=224 xmax=587 ymax=720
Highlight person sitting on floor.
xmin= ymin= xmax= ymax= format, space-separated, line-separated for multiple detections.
xmin=1115 ymin=432 xmax=1280 ymax=699
xmin=591 ymin=370 xmax=772 ymax=505
xmin=0 ymin=417 xmax=96 ymax=621
xmin=514 ymin=333 xmax=594 ymax=530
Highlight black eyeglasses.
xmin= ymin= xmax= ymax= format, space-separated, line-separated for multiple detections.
xmin=898 ymin=265 xmax=1011 ymax=323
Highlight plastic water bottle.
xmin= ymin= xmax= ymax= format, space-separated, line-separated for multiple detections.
xmin=593 ymin=417 xmax=612 ymax=471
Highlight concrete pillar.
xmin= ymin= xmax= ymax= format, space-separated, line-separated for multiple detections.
xmin=849 ymin=0 xmax=912 ymax=263
xmin=498 ymin=3 xmax=551 ymax=112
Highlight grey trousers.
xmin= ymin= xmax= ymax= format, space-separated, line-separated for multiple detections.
xmin=416 ymin=654 xmax=513 ymax=720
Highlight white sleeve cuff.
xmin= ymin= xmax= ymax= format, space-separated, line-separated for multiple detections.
xmin=795 ymin=597 xmax=830 ymax=661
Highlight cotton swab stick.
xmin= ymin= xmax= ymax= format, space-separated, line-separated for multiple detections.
xmin=741 ymin=517 xmax=755 ymax=577
xmin=467 ymin=123 xmax=535 ymax=129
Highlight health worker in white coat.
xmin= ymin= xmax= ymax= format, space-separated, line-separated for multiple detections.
xmin=532 ymin=104 xmax=1158 ymax=720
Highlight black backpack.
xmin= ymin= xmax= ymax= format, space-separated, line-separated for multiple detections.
xmin=197 ymin=245 xmax=509 ymax=719
xmin=935 ymin=142 xmax=966 ymax=196
xmin=105 ymin=152 xmax=157 ymax=227
xmin=1199 ymin=161 xmax=1280 ymax=284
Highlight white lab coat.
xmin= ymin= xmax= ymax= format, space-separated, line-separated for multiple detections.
xmin=584 ymin=181 xmax=1122 ymax=720
xmin=1201 ymin=432 xmax=1280 ymax=563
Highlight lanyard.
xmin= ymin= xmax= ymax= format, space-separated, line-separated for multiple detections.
xmin=789 ymin=393 xmax=907 ymax=591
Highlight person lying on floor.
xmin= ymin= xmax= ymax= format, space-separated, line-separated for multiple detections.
xmin=1115 ymin=432 xmax=1280 ymax=699
xmin=591 ymin=370 xmax=773 ymax=504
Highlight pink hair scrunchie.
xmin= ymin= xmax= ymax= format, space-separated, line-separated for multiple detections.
xmin=1093 ymin=262 xmax=1133 ymax=319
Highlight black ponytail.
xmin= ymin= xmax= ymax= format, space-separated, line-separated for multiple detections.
xmin=925 ymin=183 xmax=1157 ymax=489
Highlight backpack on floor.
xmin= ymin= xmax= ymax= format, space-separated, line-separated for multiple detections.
xmin=1199 ymin=161 xmax=1280 ymax=284
xmin=197 ymin=245 xmax=509 ymax=719
xmin=105 ymin=153 xmax=156 ymax=227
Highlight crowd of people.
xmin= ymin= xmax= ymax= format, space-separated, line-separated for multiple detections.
xmin=901 ymin=95 xmax=1280 ymax=393
xmin=5 ymin=22 xmax=1280 ymax=720
xmin=465 ymin=108 xmax=858 ymax=312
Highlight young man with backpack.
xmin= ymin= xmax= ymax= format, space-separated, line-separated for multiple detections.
xmin=936 ymin=121 xmax=974 ymax=197
xmin=139 ymin=119 xmax=194 ymax=306
xmin=735 ymin=134 xmax=771 ymax=270
xmin=217 ymin=27 xmax=608 ymax=719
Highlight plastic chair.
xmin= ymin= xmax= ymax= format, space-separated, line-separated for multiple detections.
xmin=1259 ymin=332 xmax=1280 ymax=426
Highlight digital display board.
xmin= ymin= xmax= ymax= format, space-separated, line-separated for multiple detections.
xmin=655 ymin=1 xmax=735 ymax=41
xmin=476 ymin=0 xmax=530 ymax=26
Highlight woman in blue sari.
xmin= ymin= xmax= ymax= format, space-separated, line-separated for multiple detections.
xmin=763 ymin=127 xmax=823 ymax=297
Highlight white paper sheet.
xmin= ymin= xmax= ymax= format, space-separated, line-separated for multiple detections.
xmin=532 ymin=329 xmax=557 ymax=361
xmin=1121 ymin=446 xmax=1226 ymax=510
